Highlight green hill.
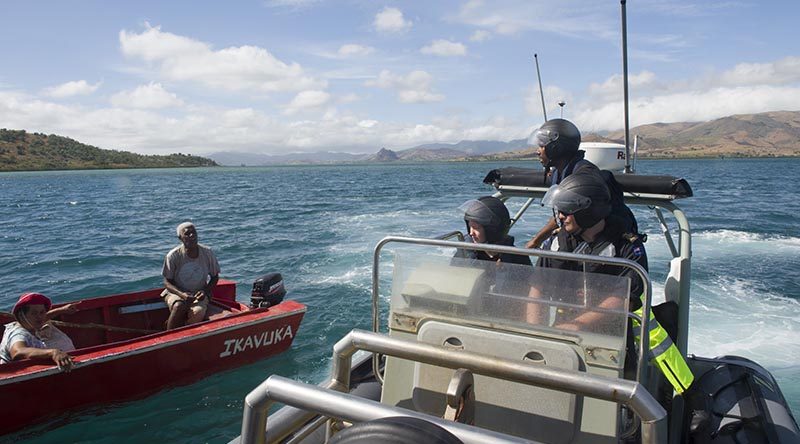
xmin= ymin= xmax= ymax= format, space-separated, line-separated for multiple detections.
xmin=0 ymin=129 xmax=217 ymax=171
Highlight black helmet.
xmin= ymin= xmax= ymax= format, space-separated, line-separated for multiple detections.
xmin=460 ymin=196 xmax=511 ymax=243
xmin=528 ymin=118 xmax=581 ymax=164
xmin=542 ymin=171 xmax=610 ymax=229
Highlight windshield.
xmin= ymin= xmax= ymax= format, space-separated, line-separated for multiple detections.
xmin=390 ymin=252 xmax=631 ymax=347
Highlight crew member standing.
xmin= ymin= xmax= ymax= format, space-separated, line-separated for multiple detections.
xmin=525 ymin=118 xmax=598 ymax=248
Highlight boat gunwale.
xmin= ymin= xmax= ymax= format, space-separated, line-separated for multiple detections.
xmin=0 ymin=286 xmax=306 ymax=384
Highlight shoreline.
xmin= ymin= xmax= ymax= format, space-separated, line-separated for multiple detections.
xmin=2 ymin=154 xmax=799 ymax=172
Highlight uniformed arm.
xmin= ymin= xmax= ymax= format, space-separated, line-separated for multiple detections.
xmin=8 ymin=341 xmax=73 ymax=371
xmin=556 ymin=238 xmax=646 ymax=331
xmin=526 ymin=217 xmax=558 ymax=249
xmin=554 ymin=296 xmax=625 ymax=331
xmin=526 ymin=285 xmax=546 ymax=324
xmin=615 ymin=239 xmax=648 ymax=309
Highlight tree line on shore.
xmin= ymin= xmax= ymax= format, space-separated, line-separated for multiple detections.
xmin=0 ymin=129 xmax=217 ymax=172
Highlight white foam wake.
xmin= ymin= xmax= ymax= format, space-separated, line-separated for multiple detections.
xmin=688 ymin=277 xmax=800 ymax=369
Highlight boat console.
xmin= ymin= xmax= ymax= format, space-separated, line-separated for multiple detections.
xmin=382 ymin=252 xmax=634 ymax=443
xmin=236 ymin=237 xmax=667 ymax=444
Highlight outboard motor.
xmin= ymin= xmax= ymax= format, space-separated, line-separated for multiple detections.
xmin=251 ymin=272 xmax=286 ymax=308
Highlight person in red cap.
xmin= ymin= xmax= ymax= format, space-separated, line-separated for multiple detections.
xmin=0 ymin=293 xmax=78 ymax=370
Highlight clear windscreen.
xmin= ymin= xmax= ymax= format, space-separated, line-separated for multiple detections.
xmin=390 ymin=252 xmax=631 ymax=344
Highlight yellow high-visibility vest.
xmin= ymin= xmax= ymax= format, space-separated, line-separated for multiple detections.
xmin=632 ymin=304 xmax=694 ymax=394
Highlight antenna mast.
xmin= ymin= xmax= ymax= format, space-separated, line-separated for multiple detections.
xmin=621 ymin=0 xmax=632 ymax=173
xmin=534 ymin=53 xmax=548 ymax=121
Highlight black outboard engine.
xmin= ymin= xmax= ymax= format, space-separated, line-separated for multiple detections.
xmin=250 ymin=272 xmax=286 ymax=308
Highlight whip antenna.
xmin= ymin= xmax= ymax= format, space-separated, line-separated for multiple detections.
xmin=534 ymin=53 xmax=548 ymax=121
xmin=621 ymin=0 xmax=632 ymax=173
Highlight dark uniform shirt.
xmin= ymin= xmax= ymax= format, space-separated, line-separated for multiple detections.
xmin=454 ymin=235 xmax=532 ymax=318
xmin=538 ymin=215 xmax=648 ymax=310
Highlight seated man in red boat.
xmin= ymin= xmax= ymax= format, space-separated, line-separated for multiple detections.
xmin=161 ymin=222 xmax=220 ymax=329
xmin=0 ymin=293 xmax=78 ymax=371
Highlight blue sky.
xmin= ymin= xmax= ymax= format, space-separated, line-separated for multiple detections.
xmin=1 ymin=0 xmax=799 ymax=155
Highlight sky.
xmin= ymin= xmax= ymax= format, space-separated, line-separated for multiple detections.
xmin=1 ymin=0 xmax=799 ymax=156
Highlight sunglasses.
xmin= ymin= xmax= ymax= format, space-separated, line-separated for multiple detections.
xmin=555 ymin=209 xmax=575 ymax=217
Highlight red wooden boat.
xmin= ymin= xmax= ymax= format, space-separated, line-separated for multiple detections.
xmin=0 ymin=278 xmax=306 ymax=436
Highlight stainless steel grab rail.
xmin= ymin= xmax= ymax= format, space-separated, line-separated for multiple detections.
xmin=243 ymin=376 xmax=535 ymax=444
xmin=240 ymin=329 xmax=668 ymax=444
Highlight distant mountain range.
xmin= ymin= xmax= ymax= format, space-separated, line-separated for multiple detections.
xmin=3 ymin=110 xmax=798 ymax=171
xmin=208 ymin=110 xmax=800 ymax=166
xmin=208 ymin=140 xmax=531 ymax=165
xmin=604 ymin=111 xmax=800 ymax=158
xmin=208 ymin=150 xmax=363 ymax=166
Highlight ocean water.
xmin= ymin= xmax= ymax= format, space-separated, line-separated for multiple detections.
xmin=0 ymin=158 xmax=798 ymax=443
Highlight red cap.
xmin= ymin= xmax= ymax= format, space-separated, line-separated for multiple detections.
xmin=12 ymin=293 xmax=52 ymax=316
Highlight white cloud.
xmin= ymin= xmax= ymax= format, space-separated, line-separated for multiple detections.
xmin=365 ymin=70 xmax=444 ymax=103
xmin=463 ymin=117 xmax=519 ymax=140
xmin=373 ymin=7 xmax=412 ymax=33
xmin=452 ymin=1 xmax=614 ymax=39
xmin=41 ymin=80 xmax=101 ymax=98
xmin=636 ymin=0 xmax=745 ymax=18
xmin=525 ymin=84 xmax=573 ymax=121
xmin=110 ymin=82 xmax=183 ymax=109
xmin=527 ymin=55 xmax=800 ymax=132
xmin=283 ymin=90 xmax=331 ymax=114
xmin=421 ymin=40 xmax=467 ymax=57
xmin=588 ymin=71 xmax=658 ymax=101
xmin=264 ymin=0 xmax=322 ymax=8
xmin=574 ymin=85 xmax=800 ymax=132
xmin=6 ymin=47 xmax=800 ymax=156
xmin=469 ymin=30 xmax=491 ymax=42
xmin=568 ymin=63 xmax=800 ymax=132
xmin=718 ymin=56 xmax=800 ymax=87
xmin=389 ymin=124 xmax=456 ymax=144
xmin=337 ymin=44 xmax=375 ymax=57
xmin=1 ymin=89 xmax=521 ymax=154
xmin=337 ymin=93 xmax=361 ymax=104
xmin=119 ymin=24 xmax=324 ymax=94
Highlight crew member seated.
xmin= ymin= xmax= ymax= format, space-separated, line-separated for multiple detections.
xmin=162 ymin=222 xmax=220 ymax=329
xmin=534 ymin=170 xmax=694 ymax=395
xmin=453 ymin=197 xmax=532 ymax=318
xmin=0 ymin=293 xmax=78 ymax=371
xmin=455 ymin=196 xmax=531 ymax=266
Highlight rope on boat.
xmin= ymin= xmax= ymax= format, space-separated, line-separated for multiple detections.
xmin=49 ymin=320 xmax=159 ymax=335
xmin=0 ymin=311 xmax=159 ymax=335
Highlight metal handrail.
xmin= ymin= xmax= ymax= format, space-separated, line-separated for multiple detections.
xmin=239 ymin=330 xmax=668 ymax=444
xmin=508 ymin=196 xmax=536 ymax=228
xmin=242 ymin=353 xmax=373 ymax=444
xmin=371 ymin=236 xmax=654 ymax=385
xmin=243 ymin=376 xmax=534 ymax=444
xmin=435 ymin=230 xmax=465 ymax=241
xmin=654 ymin=207 xmax=678 ymax=258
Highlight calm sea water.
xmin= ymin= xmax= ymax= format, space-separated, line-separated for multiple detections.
xmin=1 ymin=159 xmax=798 ymax=443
